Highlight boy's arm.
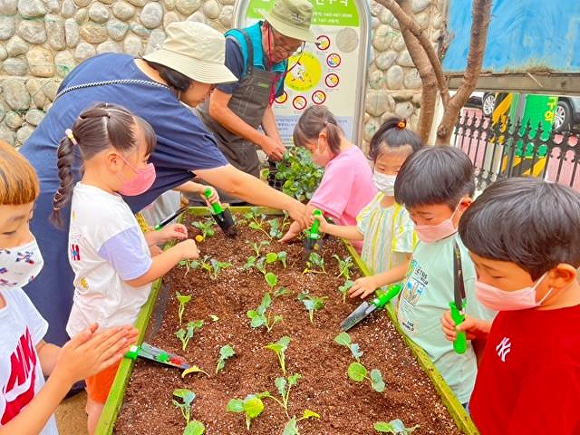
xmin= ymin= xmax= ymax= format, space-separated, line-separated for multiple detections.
xmin=36 ymin=341 xmax=61 ymax=376
xmin=349 ymin=255 xmax=412 ymax=299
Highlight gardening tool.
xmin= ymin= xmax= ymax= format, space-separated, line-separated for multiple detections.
xmin=304 ymin=209 xmax=323 ymax=254
xmin=450 ymin=241 xmax=467 ymax=354
xmin=126 ymin=342 xmax=190 ymax=369
xmin=154 ymin=206 xmax=188 ymax=230
xmin=340 ymin=284 xmax=403 ymax=331
xmin=205 ymin=188 xmax=237 ymax=238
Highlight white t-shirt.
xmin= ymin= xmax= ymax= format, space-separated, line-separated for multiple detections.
xmin=397 ymin=233 xmax=496 ymax=404
xmin=0 ymin=288 xmax=58 ymax=434
xmin=66 ymin=183 xmax=153 ymax=337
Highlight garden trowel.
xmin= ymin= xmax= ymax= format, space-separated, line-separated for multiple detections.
xmin=205 ymin=188 xmax=237 ymax=238
xmin=126 ymin=342 xmax=191 ymax=370
xmin=340 ymin=284 xmax=403 ymax=331
xmin=154 ymin=206 xmax=188 ymax=230
xmin=304 ymin=209 xmax=323 ymax=254
xmin=450 ymin=241 xmax=467 ymax=354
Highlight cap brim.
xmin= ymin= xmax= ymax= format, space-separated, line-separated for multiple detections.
xmin=262 ymin=11 xmax=317 ymax=43
xmin=143 ymin=49 xmax=238 ymax=84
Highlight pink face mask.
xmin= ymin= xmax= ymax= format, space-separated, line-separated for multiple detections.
xmin=476 ymin=273 xmax=552 ymax=311
xmin=415 ymin=206 xmax=459 ymax=244
xmin=116 ymin=154 xmax=156 ymax=197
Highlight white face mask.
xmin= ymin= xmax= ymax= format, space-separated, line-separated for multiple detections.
xmin=475 ymin=273 xmax=552 ymax=311
xmin=372 ymin=171 xmax=396 ymax=196
xmin=0 ymin=239 xmax=44 ymax=288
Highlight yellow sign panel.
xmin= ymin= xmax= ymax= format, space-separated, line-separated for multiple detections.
xmin=286 ymin=52 xmax=323 ymax=93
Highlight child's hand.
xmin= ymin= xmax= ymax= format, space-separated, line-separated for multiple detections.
xmin=279 ymin=221 xmax=302 ymax=243
xmin=176 ymin=239 xmax=199 ymax=260
xmin=349 ymin=276 xmax=378 ymax=299
xmin=312 ymin=212 xmax=330 ymax=233
xmin=441 ymin=311 xmax=491 ymax=341
xmin=158 ymin=223 xmax=188 ymax=242
xmin=201 ymin=186 xmax=220 ymax=206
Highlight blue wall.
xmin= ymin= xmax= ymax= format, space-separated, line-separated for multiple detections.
xmin=443 ymin=0 xmax=580 ymax=73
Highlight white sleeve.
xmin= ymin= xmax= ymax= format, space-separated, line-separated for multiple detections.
xmin=12 ymin=288 xmax=49 ymax=345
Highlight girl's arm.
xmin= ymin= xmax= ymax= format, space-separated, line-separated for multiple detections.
xmin=349 ymin=255 xmax=412 ymax=299
xmin=315 ymin=212 xmax=364 ymax=241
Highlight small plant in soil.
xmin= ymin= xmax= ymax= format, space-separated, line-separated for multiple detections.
xmin=216 ymin=344 xmax=235 ymax=373
xmin=183 ymin=420 xmax=206 ymax=435
xmin=247 ymin=293 xmax=282 ymax=332
xmin=265 ymin=336 xmax=291 ymax=375
xmin=333 ymin=254 xmax=354 ymax=280
xmin=266 ymin=251 xmax=288 ymax=268
xmin=282 ymin=409 xmax=321 ymax=435
xmin=337 ymin=280 xmax=355 ymax=303
xmin=245 ymin=208 xmax=271 ymax=238
xmin=176 ymin=320 xmax=204 ymax=351
xmin=334 ymin=332 xmax=363 ymax=362
xmin=209 ymin=258 xmax=232 ymax=280
xmin=268 ymin=213 xmax=290 ymax=239
xmin=274 ymin=286 xmax=291 ymax=298
xmin=275 ymin=147 xmax=324 ymax=203
xmin=262 ymin=373 xmax=302 ymax=418
xmin=176 ymin=291 xmax=192 ymax=325
xmin=303 ymin=252 xmax=326 ymax=274
xmin=247 ymin=240 xmax=271 ymax=257
xmin=178 ymin=259 xmax=199 ymax=277
xmin=348 ymin=362 xmax=386 ymax=393
xmin=374 ymin=419 xmax=420 ymax=434
xmin=264 ymin=272 xmax=278 ymax=289
xmin=172 ymin=388 xmax=196 ymax=424
xmin=227 ymin=393 xmax=269 ymax=430
xmin=297 ymin=290 xmax=328 ymax=323
xmin=191 ymin=218 xmax=217 ymax=240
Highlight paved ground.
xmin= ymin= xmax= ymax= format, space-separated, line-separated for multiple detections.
xmin=55 ymin=391 xmax=89 ymax=435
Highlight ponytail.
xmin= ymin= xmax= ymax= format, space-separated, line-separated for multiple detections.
xmin=293 ymin=105 xmax=343 ymax=155
xmin=369 ymin=117 xmax=423 ymax=162
xmin=50 ymin=135 xmax=76 ymax=227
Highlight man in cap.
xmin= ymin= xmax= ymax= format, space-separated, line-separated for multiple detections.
xmin=196 ymin=0 xmax=316 ymax=198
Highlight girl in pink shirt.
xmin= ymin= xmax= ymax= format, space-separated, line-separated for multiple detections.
xmin=280 ymin=106 xmax=376 ymax=251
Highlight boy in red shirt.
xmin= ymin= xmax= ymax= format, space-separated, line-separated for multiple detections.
xmin=441 ymin=177 xmax=580 ymax=434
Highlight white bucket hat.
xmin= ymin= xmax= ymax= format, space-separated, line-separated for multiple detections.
xmin=262 ymin=0 xmax=316 ymax=43
xmin=143 ymin=22 xmax=237 ymax=84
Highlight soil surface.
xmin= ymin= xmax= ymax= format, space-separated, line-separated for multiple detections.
xmin=114 ymin=212 xmax=462 ymax=435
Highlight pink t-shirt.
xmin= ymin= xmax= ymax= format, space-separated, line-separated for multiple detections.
xmin=310 ymin=145 xmax=377 ymax=251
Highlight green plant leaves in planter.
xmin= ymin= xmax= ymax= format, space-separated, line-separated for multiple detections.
xmin=183 ymin=420 xmax=205 ymax=435
xmin=265 ymin=272 xmax=278 ymax=289
xmin=374 ymin=419 xmax=420 ymax=434
xmin=265 ymin=336 xmax=291 ymax=375
xmin=282 ymin=409 xmax=321 ymax=435
xmin=334 ymin=332 xmax=363 ymax=361
xmin=173 ymin=389 xmax=196 ymax=424
xmin=348 ymin=362 xmax=368 ymax=382
xmin=370 ymin=369 xmax=386 ymax=393
xmin=227 ymin=394 xmax=267 ymax=430
xmin=247 ymin=293 xmax=282 ymax=332
xmin=216 ymin=344 xmax=235 ymax=373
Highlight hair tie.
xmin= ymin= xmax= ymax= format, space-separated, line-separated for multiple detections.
xmin=65 ymin=128 xmax=78 ymax=145
xmin=397 ymin=119 xmax=407 ymax=129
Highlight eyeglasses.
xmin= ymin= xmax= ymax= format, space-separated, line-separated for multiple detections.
xmin=271 ymin=29 xmax=303 ymax=56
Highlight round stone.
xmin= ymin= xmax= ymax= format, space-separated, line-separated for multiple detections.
xmin=375 ymin=50 xmax=397 ymax=71
xmin=203 ymin=0 xmax=220 ymax=19
xmin=176 ymin=0 xmax=202 ymax=15
xmin=391 ymin=35 xmax=406 ymax=52
xmin=61 ymin=0 xmax=76 ymax=17
xmin=386 ymin=65 xmax=404 ymax=90
xmin=380 ymin=111 xmax=397 ymax=125
xmin=0 ymin=126 xmax=16 ymax=146
xmin=54 ymin=50 xmax=76 ymax=77
xmin=2 ymin=78 xmax=30 ymax=111
xmin=97 ymin=40 xmax=121 ymax=54
xmin=365 ymin=90 xmax=395 ymax=117
xmin=88 ymin=2 xmax=110 ymax=23
xmin=5 ymin=112 xmax=23 ymax=130
xmin=73 ymin=0 xmax=90 ymax=7
xmin=16 ymin=125 xmax=35 ymax=146
xmin=107 ymin=19 xmax=128 ymax=41
xmin=7 ymin=36 xmax=28 ymax=56
xmin=129 ymin=22 xmax=150 ymax=37
xmin=126 ymin=0 xmax=147 ymax=6
xmin=112 ymin=1 xmax=135 ymax=20
xmin=163 ymin=11 xmax=180 ymax=29
xmin=45 ymin=0 xmax=58 ymax=12
xmin=0 ymin=45 xmax=7 ymax=61
xmin=2 ymin=58 xmax=28 ymax=76
xmin=140 ymin=2 xmax=163 ymax=29
xmin=27 ymin=46 xmax=55 ymax=77
xmin=0 ymin=0 xmax=17 ymax=15
xmin=371 ymin=16 xmax=379 ymax=30
xmin=74 ymin=8 xmax=87 ymax=23
xmin=368 ymin=68 xmax=386 ymax=90
xmin=26 ymin=78 xmax=48 ymax=108
xmin=0 ymin=16 xmax=15 ymax=40
xmin=17 ymin=20 xmax=47 ymax=44
xmin=369 ymin=0 xmax=382 ymax=17
xmin=372 ymin=24 xmax=393 ymax=52
xmin=363 ymin=116 xmax=381 ymax=143
xmin=65 ymin=18 xmax=79 ymax=47
xmin=432 ymin=12 xmax=443 ymax=30
xmin=412 ymin=0 xmax=431 ymax=13
xmin=144 ymin=28 xmax=166 ymax=55
xmin=187 ymin=10 xmax=207 ymax=24
xmin=80 ymin=22 xmax=108 ymax=44
xmin=395 ymin=101 xmax=415 ymax=118
xmin=123 ymin=34 xmax=143 ymax=57
xmin=46 ymin=14 xmax=66 ymax=50
xmin=218 ymin=5 xmax=233 ymax=28
xmin=416 ymin=11 xmax=429 ymax=30
xmin=404 ymin=69 xmax=422 ymax=89
xmin=397 ymin=51 xmax=415 ymax=67
xmin=163 ymin=0 xmax=175 ymax=10
xmin=74 ymin=41 xmax=96 ymax=62
xmin=42 ymin=79 xmax=59 ymax=100
xmin=378 ymin=7 xmax=393 ymax=25
xmin=99 ymin=0 xmax=115 ymax=4
xmin=391 ymin=16 xmax=400 ymax=30
xmin=17 ymin=0 xmax=46 ymax=18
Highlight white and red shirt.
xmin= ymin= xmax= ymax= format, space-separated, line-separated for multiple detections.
xmin=0 ymin=287 xmax=58 ymax=434
xmin=471 ymin=305 xmax=580 ymax=434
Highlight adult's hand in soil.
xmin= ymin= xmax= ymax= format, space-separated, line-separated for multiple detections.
xmin=279 ymin=221 xmax=302 ymax=243
xmin=440 ymin=311 xmax=491 ymax=341
xmin=286 ymin=202 xmax=310 ymax=230
xmin=261 ymin=136 xmax=286 ymax=161
xmin=158 ymin=223 xmax=188 ymax=242
xmin=177 ymin=239 xmax=200 ymax=260
xmin=200 ymin=185 xmax=220 ymax=206
xmin=349 ymin=276 xmax=378 ymax=299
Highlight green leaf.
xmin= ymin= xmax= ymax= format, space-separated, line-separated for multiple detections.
xmin=265 ymin=272 xmax=278 ymax=288
xmin=266 ymin=252 xmax=278 ymax=263
xmin=249 ymin=222 xmax=262 ymax=231
xmin=227 ymin=399 xmax=244 ymax=413
xmin=173 ymin=389 xmax=196 ymax=405
xmin=282 ymin=417 xmax=299 ymax=435
xmin=220 ymin=344 xmax=235 ymax=359
xmin=374 ymin=419 xmax=420 ymax=434
xmin=243 ymin=395 xmax=265 ymax=419
xmin=350 ymin=343 xmax=363 ymax=361
xmin=370 ymin=369 xmax=385 ymax=393
xmin=176 ymin=292 xmax=192 ymax=305
xmin=277 ymin=251 xmax=288 ymax=268
xmin=348 ymin=362 xmax=368 ymax=382
xmin=181 ymin=366 xmax=209 ymax=378
xmin=334 ymin=332 xmax=352 ymax=347
xmin=288 ymin=373 xmax=302 ymax=386
xmin=279 ymin=336 xmax=291 ymax=348
xmin=260 ymin=292 xmax=272 ymax=312
xmin=275 ymin=376 xmax=287 ymax=397
xmin=274 ymin=287 xmax=291 ymax=298
xmin=302 ymin=409 xmax=320 ymax=420
xmin=249 ymin=313 xmax=266 ymax=328
xmin=183 ymin=420 xmax=205 ymax=435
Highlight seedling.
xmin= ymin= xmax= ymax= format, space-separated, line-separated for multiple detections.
xmin=268 ymin=217 xmax=284 ymax=239
xmin=247 ymin=240 xmax=271 ymax=257
xmin=176 ymin=320 xmax=204 ymax=351
xmin=209 ymin=258 xmax=232 ymax=280
xmin=265 ymin=251 xmax=288 ymax=268
xmin=263 ymin=373 xmax=302 ymax=418
xmin=179 ymin=256 xmax=212 ymax=278
xmin=227 ymin=393 xmax=269 ymax=430
xmin=247 ymin=293 xmax=282 ymax=332
xmin=333 ymin=255 xmax=354 ymax=280
xmin=176 ymin=291 xmax=192 ymax=325
xmin=216 ymin=344 xmax=235 ymax=373
xmin=255 ymin=256 xmax=267 ymax=275
xmin=348 ymin=362 xmax=385 ymax=393
xmin=264 ymin=272 xmax=278 ymax=289
xmin=179 ymin=259 xmax=199 ymax=277
xmin=334 ymin=332 xmax=363 ymax=362
xmin=274 ymin=286 xmax=291 ymax=298
xmin=338 ymin=280 xmax=355 ymax=303
xmin=183 ymin=420 xmax=206 ymax=435
xmin=374 ymin=419 xmax=420 ymax=434
xmin=297 ymin=291 xmax=328 ymax=323
xmin=192 ymin=218 xmax=217 ymax=240
xmin=275 ymin=147 xmax=324 ymax=203
xmin=245 ymin=207 xmax=271 ymax=238
xmin=173 ymin=388 xmax=196 ymax=424
xmin=282 ymin=409 xmax=321 ymax=435
xmin=265 ymin=336 xmax=291 ymax=375
xmin=303 ymin=252 xmax=326 ymax=274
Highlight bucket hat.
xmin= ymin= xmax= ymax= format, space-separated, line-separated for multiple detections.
xmin=262 ymin=0 xmax=316 ymax=43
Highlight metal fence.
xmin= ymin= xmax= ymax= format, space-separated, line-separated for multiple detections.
xmin=452 ymin=111 xmax=580 ymax=192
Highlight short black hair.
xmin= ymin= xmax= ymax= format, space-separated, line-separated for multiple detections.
xmin=394 ymin=146 xmax=475 ymax=209
xmin=143 ymin=60 xmax=192 ymax=93
xmin=459 ymin=177 xmax=580 ymax=280
xmin=368 ymin=117 xmax=423 ymax=162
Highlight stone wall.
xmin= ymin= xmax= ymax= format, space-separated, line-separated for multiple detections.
xmin=0 ymin=0 xmax=443 ymax=148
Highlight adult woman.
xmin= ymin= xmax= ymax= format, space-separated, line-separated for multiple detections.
xmin=20 ymin=21 xmax=308 ymax=347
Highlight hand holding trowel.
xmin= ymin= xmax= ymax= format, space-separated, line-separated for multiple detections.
xmin=340 ymin=284 xmax=402 ymax=331
xmin=126 ymin=342 xmax=191 ymax=369
xmin=450 ymin=241 xmax=467 ymax=354
xmin=304 ymin=209 xmax=323 ymax=256
xmin=204 ymin=188 xmax=237 ymax=238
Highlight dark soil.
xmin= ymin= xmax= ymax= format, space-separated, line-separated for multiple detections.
xmin=114 ymin=213 xmax=462 ymax=435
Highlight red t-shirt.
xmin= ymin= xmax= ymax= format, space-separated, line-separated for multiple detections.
xmin=471 ymin=304 xmax=580 ymax=434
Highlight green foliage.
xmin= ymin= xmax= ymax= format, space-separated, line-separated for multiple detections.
xmin=176 ymin=291 xmax=192 ymax=325
xmin=173 ymin=389 xmax=196 ymax=424
xmin=333 ymin=255 xmax=354 ymax=280
xmin=191 ymin=218 xmax=216 ymax=239
xmin=183 ymin=421 xmax=205 ymax=435
xmin=247 ymin=240 xmax=271 ymax=257
xmin=374 ymin=419 xmax=420 ymax=434
xmin=227 ymin=393 xmax=269 ymax=430
xmin=282 ymin=410 xmax=320 ymax=435
xmin=274 ymin=286 xmax=291 ymax=298
xmin=245 ymin=208 xmax=271 ymax=238
xmin=265 ymin=251 xmax=288 ymax=268
xmin=275 ymin=147 xmax=324 ymax=203
xmin=348 ymin=362 xmax=385 ymax=393
xmin=265 ymin=272 xmax=278 ymax=289
xmin=334 ymin=332 xmax=363 ymax=361
xmin=265 ymin=336 xmax=291 ymax=375
xmin=303 ymin=252 xmax=326 ymax=274
xmin=176 ymin=320 xmax=204 ymax=351
xmin=209 ymin=258 xmax=232 ymax=280
xmin=297 ymin=291 xmax=328 ymax=323
xmin=247 ymin=293 xmax=282 ymax=332
xmin=338 ymin=280 xmax=355 ymax=303
xmin=216 ymin=344 xmax=236 ymax=373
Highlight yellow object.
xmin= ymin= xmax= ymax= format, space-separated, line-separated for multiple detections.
xmin=195 ymin=235 xmax=204 ymax=243
xmin=135 ymin=213 xmax=151 ymax=233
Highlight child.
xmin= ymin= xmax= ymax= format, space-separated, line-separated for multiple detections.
xmin=280 ymin=105 xmax=377 ymax=251
xmin=0 ymin=140 xmax=137 ymax=435
xmin=315 ymin=118 xmax=422 ymax=299
xmin=441 ymin=177 xmax=580 ymax=433
xmin=51 ymin=104 xmax=200 ymax=434
xmin=393 ymin=146 xmax=495 ymax=406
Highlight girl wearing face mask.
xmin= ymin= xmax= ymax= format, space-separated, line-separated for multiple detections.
xmin=314 ymin=118 xmax=423 ymax=300
xmin=0 ymin=140 xmax=137 ymax=435
xmin=280 ymin=106 xmax=377 ymax=251
xmin=51 ymin=104 xmax=200 ymax=434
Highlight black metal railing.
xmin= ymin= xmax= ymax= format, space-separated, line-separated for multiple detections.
xmin=453 ymin=112 xmax=580 ymax=191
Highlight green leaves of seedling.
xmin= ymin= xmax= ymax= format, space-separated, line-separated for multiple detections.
xmin=192 ymin=218 xmax=216 ymax=239
xmin=347 ymin=362 xmax=385 ymax=392
xmin=275 ymin=147 xmax=324 ymax=203
xmin=303 ymin=252 xmax=326 ymax=274
xmin=216 ymin=344 xmax=235 ymax=373
xmin=176 ymin=320 xmax=204 ymax=351
xmin=265 ymin=336 xmax=291 ymax=375
xmin=370 ymin=369 xmax=386 ymax=393
xmin=298 ymin=291 xmax=328 ymax=323
xmin=282 ymin=409 xmax=321 ymax=435
xmin=247 ymin=240 xmax=271 ymax=257
xmin=265 ymin=272 xmax=278 ymax=289
xmin=338 ymin=280 xmax=354 ymax=303
xmin=176 ymin=291 xmax=192 ymax=325
xmin=209 ymin=259 xmax=232 ymax=280
xmin=374 ymin=419 xmax=420 ymax=434
xmin=227 ymin=393 xmax=267 ymax=430
xmin=334 ymin=332 xmax=363 ymax=361
xmin=274 ymin=287 xmax=291 ymax=298
xmin=183 ymin=421 xmax=205 ymax=435
xmin=247 ymin=293 xmax=282 ymax=332
xmin=333 ymin=255 xmax=354 ymax=280
xmin=173 ymin=389 xmax=196 ymax=424
xmin=246 ymin=208 xmax=271 ymax=238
